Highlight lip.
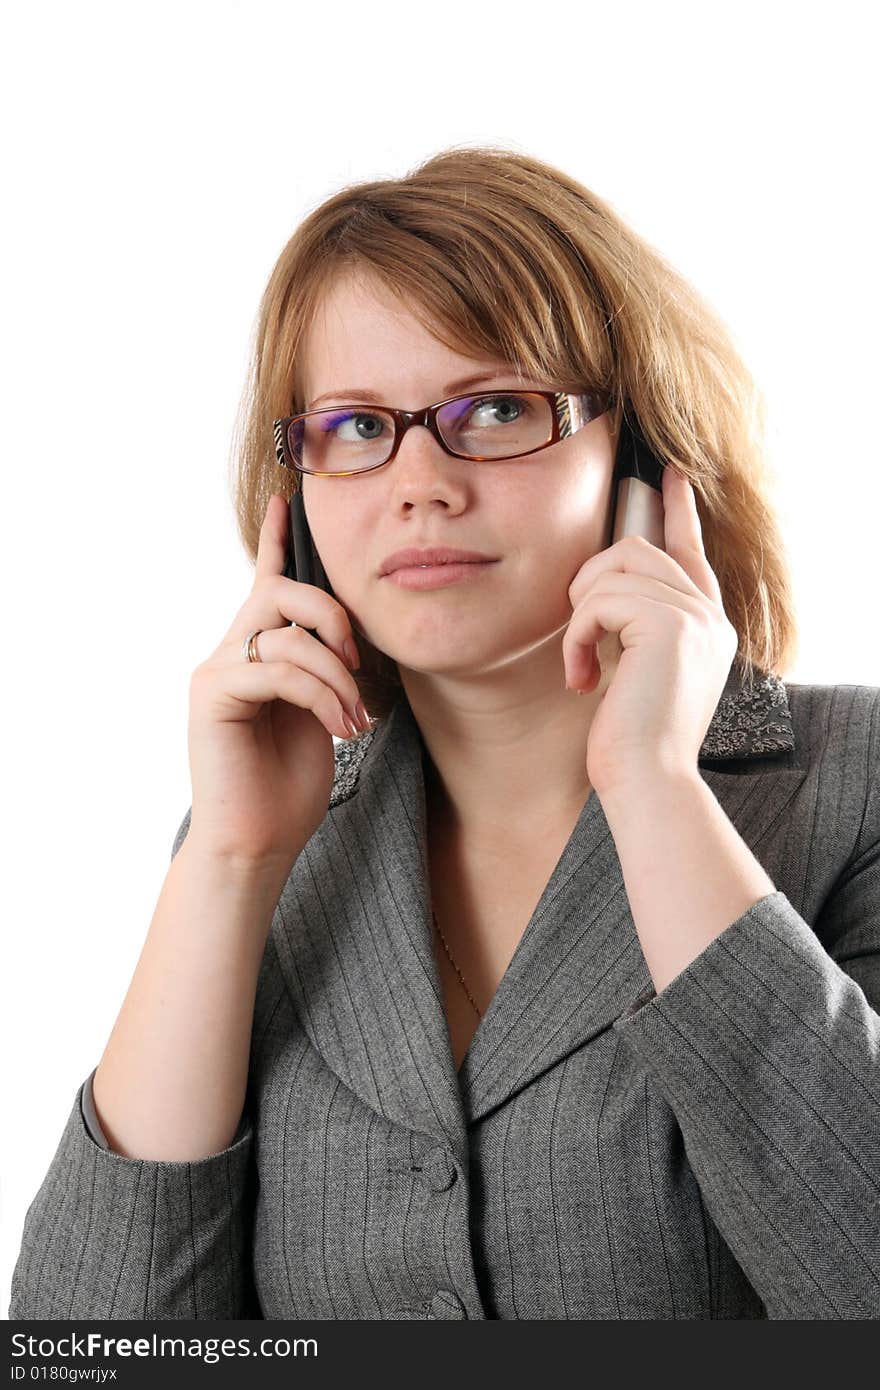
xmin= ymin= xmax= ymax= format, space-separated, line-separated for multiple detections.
xmin=384 ymin=560 xmax=498 ymax=590
xmin=379 ymin=546 xmax=498 ymax=576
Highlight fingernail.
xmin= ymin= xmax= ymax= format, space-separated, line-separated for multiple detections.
xmin=343 ymin=638 xmax=360 ymax=671
xmin=355 ymin=698 xmax=371 ymax=730
xmin=342 ymin=712 xmax=360 ymax=739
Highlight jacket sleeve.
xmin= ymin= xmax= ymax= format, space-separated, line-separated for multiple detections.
xmin=612 ymin=730 xmax=880 ymax=1319
xmin=8 ymin=807 xmax=262 ymax=1321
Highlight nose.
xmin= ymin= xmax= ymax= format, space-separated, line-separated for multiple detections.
xmin=388 ymin=423 xmax=466 ymax=508
xmin=393 ymin=419 xmax=454 ymax=471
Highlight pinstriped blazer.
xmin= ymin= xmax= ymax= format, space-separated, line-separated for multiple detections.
xmin=9 ymin=664 xmax=880 ymax=1320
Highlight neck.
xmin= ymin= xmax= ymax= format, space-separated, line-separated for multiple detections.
xmin=403 ymin=670 xmax=599 ymax=848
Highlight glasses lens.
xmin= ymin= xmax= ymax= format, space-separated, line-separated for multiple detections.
xmin=437 ymin=392 xmax=553 ymax=458
xmin=290 ymin=407 xmax=397 ymax=474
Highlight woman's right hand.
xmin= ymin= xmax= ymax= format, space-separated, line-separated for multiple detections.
xmin=185 ymin=494 xmax=371 ymax=869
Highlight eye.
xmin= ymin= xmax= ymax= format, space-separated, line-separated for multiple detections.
xmin=319 ymin=410 xmax=388 ymax=441
xmin=469 ymin=394 xmax=525 ymax=419
xmin=467 ymin=394 xmax=531 ymax=426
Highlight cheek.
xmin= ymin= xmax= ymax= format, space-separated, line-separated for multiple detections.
xmin=562 ymin=461 xmax=615 ymax=552
xmin=565 ymin=451 xmax=614 ymax=515
xmin=302 ymin=486 xmax=364 ymax=577
xmin=523 ymin=465 xmax=614 ymax=566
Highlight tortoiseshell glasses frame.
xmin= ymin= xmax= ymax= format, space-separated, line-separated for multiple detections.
xmin=272 ymin=388 xmax=611 ymax=477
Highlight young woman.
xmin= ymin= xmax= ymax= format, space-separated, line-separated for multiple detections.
xmin=10 ymin=146 xmax=879 ymax=1321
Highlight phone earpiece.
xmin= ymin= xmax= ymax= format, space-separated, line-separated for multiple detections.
xmin=611 ymin=410 xmax=666 ymax=550
xmin=615 ymin=410 xmax=664 ymax=493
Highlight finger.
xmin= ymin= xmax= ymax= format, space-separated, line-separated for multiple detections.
xmin=661 ymin=469 xmax=722 ymax=602
xmin=568 ymin=534 xmax=702 ymax=609
xmin=563 ymin=589 xmax=686 ymax=677
xmin=233 ymin=573 xmax=359 ymax=673
xmin=234 ymin=623 xmax=368 ymax=730
xmin=575 ymin=570 xmax=708 ymax=615
xmin=250 ymin=494 xmax=362 ymax=671
xmin=254 ymin=494 xmax=290 ymax=584
xmin=199 ymin=658 xmax=362 ymax=742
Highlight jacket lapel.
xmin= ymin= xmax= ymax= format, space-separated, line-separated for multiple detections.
xmin=271 ymin=662 xmax=803 ymax=1152
xmin=271 ymin=695 xmax=470 ymax=1159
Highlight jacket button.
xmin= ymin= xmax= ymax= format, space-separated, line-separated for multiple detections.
xmin=420 ymin=1146 xmax=457 ymax=1192
xmin=429 ymin=1288 xmax=467 ymax=1319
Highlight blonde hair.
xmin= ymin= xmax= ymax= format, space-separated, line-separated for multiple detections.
xmin=230 ymin=144 xmax=799 ymax=722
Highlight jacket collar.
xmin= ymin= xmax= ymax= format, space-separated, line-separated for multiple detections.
xmin=696 ymin=662 xmax=795 ymax=761
xmin=270 ymin=664 xmax=798 ymax=1164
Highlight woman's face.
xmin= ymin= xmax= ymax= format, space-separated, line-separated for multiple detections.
xmin=299 ymin=271 xmax=619 ymax=688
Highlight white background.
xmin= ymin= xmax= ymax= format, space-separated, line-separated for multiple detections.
xmin=2 ymin=0 xmax=878 ymax=1314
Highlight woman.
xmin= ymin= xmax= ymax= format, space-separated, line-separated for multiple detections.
xmin=10 ymin=146 xmax=879 ymax=1321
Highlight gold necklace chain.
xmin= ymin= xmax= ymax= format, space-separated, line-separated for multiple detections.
xmin=432 ymin=907 xmax=483 ymax=1018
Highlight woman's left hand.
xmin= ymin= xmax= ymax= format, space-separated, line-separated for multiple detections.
xmin=563 ymin=466 xmax=740 ymax=799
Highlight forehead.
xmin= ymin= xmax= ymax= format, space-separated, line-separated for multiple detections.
xmin=300 ymin=271 xmax=504 ymax=399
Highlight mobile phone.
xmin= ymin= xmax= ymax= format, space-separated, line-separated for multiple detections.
xmin=283 ymin=488 xmax=334 ymax=596
xmin=608 ymin=408 xmax=666 ymax=550
xmin=594 ymin=407 xmax=667 ymax=690
xmin=283 ymin=489 xmax=356 ymax=650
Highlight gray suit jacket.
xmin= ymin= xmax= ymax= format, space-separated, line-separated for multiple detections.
xmin=9 ymin=665 xmax=880 ymax=1319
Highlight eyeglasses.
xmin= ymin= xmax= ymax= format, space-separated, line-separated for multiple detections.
xmin=273 ymin=388 xmax=610 ymax=477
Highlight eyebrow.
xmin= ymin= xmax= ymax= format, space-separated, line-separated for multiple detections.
xmin=306 ymin=368 xmax=542 ymax=410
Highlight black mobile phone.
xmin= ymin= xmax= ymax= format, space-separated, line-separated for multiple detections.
xmin=283 ymin=489 xmax=334 ymax=595
xmin=281 ymin=490 xmax=342 ymax=652
xmin=608 ymin=408 xmax=666 ymax=551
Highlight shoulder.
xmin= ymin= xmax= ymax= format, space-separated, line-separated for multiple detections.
xmin=783 ymin=678 xmax=879 ymax=764
xmin=782 ymin=679 xmax=879 ymax=848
